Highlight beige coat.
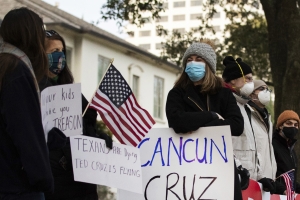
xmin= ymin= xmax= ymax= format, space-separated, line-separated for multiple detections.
xmin=232 ymin=94 xmax=276 ymax=180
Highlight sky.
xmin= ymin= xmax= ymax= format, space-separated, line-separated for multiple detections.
xmin=42 ymin=0 xmax=126 ymax=38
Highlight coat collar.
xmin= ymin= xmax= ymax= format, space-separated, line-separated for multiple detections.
xmin=233 ymin=93 xmax=249 ymax=105
xmin=184 ymin=85 xmax=208 ymax=111
xmin=274 ymin=129 xmax=297 ymax=149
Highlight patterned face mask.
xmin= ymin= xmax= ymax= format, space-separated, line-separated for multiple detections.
xmin=47 ymin=51 xmax=66 ymax=75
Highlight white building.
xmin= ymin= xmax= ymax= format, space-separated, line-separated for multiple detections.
xmin=125 ymin=0 xmax=227 ymax=56
xmin=0 ymin=0 xmax=181 ymax=127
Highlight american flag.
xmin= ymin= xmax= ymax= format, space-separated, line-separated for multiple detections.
xmin=89 ymin=64 xmax=156 ymax=147
xmin=282 ymin=170 xmax=295 ymax=200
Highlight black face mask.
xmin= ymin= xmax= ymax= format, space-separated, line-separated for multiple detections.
xmin=282 ymin=127 xmax=298 ymax=139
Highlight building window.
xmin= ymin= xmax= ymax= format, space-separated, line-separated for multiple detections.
xmin=156 ymin=16 xmax=168 ymax=22
xmin=213 ymin=25 xmax=221 ymax=32
xmin=154 ymin=76 xmax=164 ymax=119
xmin=173 ymin=1 xmax=185 ymax=8
xmin=139 ymin=30 xmax=151 ymax=37
xmin=191 ymin=0 xmax=202 ymax=6
xmin=163 ymin=2 xmax=168 ymax=9
xmin=139 ymin=43 xmax=151 ymax=50
xmin=173 ymin=28 xmax=185 ymax=34
xmin=132 ymin=75 xmax=139 ymax=101
xmin=98 ymin=55 xmax=111 ymax=82
xmin=173 ymin=15 xmax=185 ymax=21
xmin=213 ymin=12 xmax=221 ymax=18
xmin=127 ymin=31 xmax=135 ymax=37
xmin=156 ymin=43 xmax=162 ymax=50
xmin=66 ymin=47 xmax=72 ymax=67
xmin=142 ymin=17 xmax=151 ymax=24
xmin=190 ymin=14 xmax=202 ymax=20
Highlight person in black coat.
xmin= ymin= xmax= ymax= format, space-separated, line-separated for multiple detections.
xmin=273 ymin=110 xmax=300 ymax=194
xmin=0 ymin=8 xmax=53 ymax=199
xmin=40 ymin=30 xmax=112 ymax=200
xmin=166 ymin=40 xmax=244 ymax=200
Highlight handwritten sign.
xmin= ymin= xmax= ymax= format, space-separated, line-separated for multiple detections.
xmin=41 ymin=83 xmax=82 ymax=139
xmin=70 ymin=135 xmax=143 ymax=194
xmin=118 ymin=126 xmax=234 ymax=200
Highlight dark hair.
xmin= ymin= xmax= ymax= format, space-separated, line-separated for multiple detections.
xmin=45 ymin=30 xmax=74 ymax=84
xmin=0 ymin=7 xmax=48 ymax=82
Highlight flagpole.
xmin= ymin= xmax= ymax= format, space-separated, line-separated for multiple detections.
xmin=82 ymin=58 xmax=114 ymax=117
xmin=274 ymin=169 xmax=295 ymax=180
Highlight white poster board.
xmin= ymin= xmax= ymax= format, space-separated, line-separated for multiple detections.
xmin=70 ymin=135 xmax=143 ymax=194
xmin=118 ymin=126 xmax=234 ymax=200
xmin=41 ymin=83 xmax=82 ymax=138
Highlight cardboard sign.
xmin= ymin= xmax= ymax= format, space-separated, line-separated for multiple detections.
xmin=118 ymin=126 xmax=234 ymax=200
xmin=41 ymin=83 xmax=82 ymax=139
xmin=70 ymin=135 xmax=143 ymax=194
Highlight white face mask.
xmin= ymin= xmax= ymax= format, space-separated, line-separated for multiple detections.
xmin=257 ymin=90 xmax=271 ymax=105
xmin=240 ymin=82 xmax=254 ymax=97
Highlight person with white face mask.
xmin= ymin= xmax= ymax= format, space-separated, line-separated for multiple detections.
xmin=222 ymin=56 xmax=263 ymax=191
xmin=248 ymin=80 xmax=279 ymax=193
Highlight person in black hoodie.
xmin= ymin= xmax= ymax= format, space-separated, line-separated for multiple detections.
xmin=0 ymin=8 xmax=53 ymax=199
xmin=40 ymin=30 xmax=113 ymax=200
xmin=166 ymin=40 xmax=244 ymax=200
xmin=273 ymin=110 xmax=300 ymax=194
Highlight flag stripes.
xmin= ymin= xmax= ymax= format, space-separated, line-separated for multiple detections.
xmin=89 ymin=64 xmax=155 ymax=147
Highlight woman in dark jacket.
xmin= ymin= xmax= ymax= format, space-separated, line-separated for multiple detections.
xmin=40 ymin=30 xmax=112 ymax=200
xmin=166 ymin=40 xmax=244 ymax=200
xmin=0 ymin=8 xmax=53 ymax=199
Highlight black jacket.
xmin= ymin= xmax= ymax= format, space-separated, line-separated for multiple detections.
xmin=0 ymin=60 xmax=54 ymax=194
xmin=166 ymin=85 xmax=244 ymax=200
xmin=273 ymin=129 xmax=300 ymax=193
xmin=166 ymin=85 xmax=244 ymax=135
xmin=39 ymin=77 xmax=98 ymax=200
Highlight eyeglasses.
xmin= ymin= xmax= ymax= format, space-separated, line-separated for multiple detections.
xmin=46 ymin=30 xmax=59 ymax=37
xmin=257 ymin=86 xmax=272 ymax=93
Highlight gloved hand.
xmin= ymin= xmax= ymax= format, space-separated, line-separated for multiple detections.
xmin=258 ymin=178 xmax=276 ymax=194
xmin=237 ymin=165 xmax=250 ymax=190
xmin=97 ymin=132 xmax=113 ymax=149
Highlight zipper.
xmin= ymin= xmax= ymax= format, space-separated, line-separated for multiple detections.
xmin=188 ymin=96 xmax=210 ymax=111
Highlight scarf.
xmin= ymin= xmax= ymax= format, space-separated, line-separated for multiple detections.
xmin=0 ymin=37 xmax=40 ymax=102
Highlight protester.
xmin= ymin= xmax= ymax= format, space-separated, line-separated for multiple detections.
xmin=0 ymin=7 xmax=53 ymax=199
xmin=273 ymin=110 xmax=300 ymax=194
xmin=222 ymin=56 xmax=277 ymax=193
xmin=40 ymin=30 xmax=113 ymax=200
xmin=248 ymin=80 xmax=279 ymax=193
xmin=166 ymin=40 xmax=244 ymax=200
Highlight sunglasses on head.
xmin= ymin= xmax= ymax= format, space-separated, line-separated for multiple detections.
xmin=46 ymin=30 xmax=59 ymax=37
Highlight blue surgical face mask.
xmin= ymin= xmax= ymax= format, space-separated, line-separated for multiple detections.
xmin=185 ymin=61 xmax=206 ymax=82
xmin=47 ymin=51 xmax=66 ymax=75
